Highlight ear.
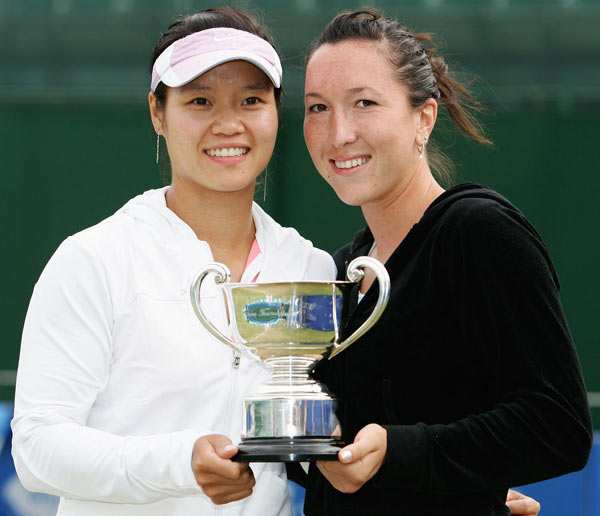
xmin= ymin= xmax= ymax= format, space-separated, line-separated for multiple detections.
xmin=417 ymin=98 xmax=437 ymax=145
xmin=148 ymin=91 xmax=165 ymax=136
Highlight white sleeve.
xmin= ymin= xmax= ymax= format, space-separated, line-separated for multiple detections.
xmin=303 ymin=248 xmax=337 ymax=281
xmin=11 ymin=237 xmax=203 ymax=503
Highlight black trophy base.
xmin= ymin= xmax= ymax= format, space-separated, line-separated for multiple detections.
xmin=232 ymin=437 xmax=345 ymax=462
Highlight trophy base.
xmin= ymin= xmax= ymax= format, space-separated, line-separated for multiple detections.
xmin=233 ymin=437 xmax=345 ymax=462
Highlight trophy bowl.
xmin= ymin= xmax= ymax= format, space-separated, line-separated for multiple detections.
xmin=190 ymin=256 xmax=390 ymax=462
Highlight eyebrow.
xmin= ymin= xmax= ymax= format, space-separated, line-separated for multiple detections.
xmin=243 ymin=82 xmax=272 ymax=91
xmin=305 ymin=86 xmax=377 ymax=99
xmin=180 ymin=82 xmax=272 ymax=93
xmin=180 ymin=84 xmax=211 ymax=92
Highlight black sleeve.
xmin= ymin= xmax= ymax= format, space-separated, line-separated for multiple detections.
xmin=375 ymin=200 xmax=592 ymax=493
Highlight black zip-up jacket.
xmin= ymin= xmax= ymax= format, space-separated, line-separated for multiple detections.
xmin=304 ymin=184 xmax=592 ymax=516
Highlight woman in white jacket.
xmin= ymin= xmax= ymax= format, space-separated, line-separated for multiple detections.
xmin=11 ymin=7 xmax=334 ymax=516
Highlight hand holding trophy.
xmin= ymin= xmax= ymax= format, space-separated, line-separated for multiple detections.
xmin=190 ymin=257 xmax=389 ymax=462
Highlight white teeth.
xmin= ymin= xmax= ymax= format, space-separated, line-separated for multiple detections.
xmin=205 ymin=147 xmax=249 ymax=157
xmin=334 ymin=157 xmax=369 ymax=169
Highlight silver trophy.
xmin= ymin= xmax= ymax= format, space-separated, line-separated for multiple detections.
xmin=190 ymin=256 xmax=390 ymax=462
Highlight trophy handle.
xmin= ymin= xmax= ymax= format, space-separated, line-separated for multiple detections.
xmin=329 ymin=256 xmax=390 ymax=359
xmin=190 ymin=262 xmax=243 ymax=354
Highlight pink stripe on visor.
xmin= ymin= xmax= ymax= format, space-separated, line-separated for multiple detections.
xmin=151 ymin=27 xmax=282 ymax=92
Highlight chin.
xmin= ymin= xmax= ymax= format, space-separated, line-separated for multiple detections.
xmin=332 ymin=189 xmax=366 ymax=207
xmin=324 ymin=175 xmax=375 ymax=207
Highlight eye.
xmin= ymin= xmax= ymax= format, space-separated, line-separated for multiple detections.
xmin=191 ymin=97 xmax=211 ymax=106
xmin=356 ymin=99 xmax=375 ymax=108
xmin=308 ymin=103 xmax=328 ymax=113
xmin=242 ymin=96 xmax=262 ymax=106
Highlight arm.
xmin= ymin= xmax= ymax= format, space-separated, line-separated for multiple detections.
xmin=377 ymin=202 xmax=592 ymax=492
xmin=11 ymin=238 xmax=253 ymax=504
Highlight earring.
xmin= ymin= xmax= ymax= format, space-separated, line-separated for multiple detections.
xmin=155 ymin=134 xmax=160 ymax=164
xmin=418 ymin=135 xmax=428 ymax=159
xmin=263 ymin=167 xmax=268 ymax=202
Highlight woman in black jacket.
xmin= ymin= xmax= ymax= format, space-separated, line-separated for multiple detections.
xmin=302 ymin=8 xmax=591 ymax=515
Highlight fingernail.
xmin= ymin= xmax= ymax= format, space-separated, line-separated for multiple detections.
xmin=223 ymin=444 xmax=236 ymax=453
xmin=340 ymin=450 xmax=352 ymax=461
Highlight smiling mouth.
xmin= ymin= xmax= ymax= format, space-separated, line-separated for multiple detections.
xmin=204 ymin=147 xmax=249 ymax=157
xmin=331 ymin=156 xmax=370 ymax=169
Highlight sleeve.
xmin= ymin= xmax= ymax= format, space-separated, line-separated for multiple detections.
xmin=375 ymin=201 xmax=592 ymax=493
xmin=304 ymin=247 xmax=337 ymax=281
xmin=11 ymin=237 xmax=204 ymax=503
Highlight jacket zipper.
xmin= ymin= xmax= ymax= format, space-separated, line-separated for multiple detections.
xmin=215 ymin=351 xmax=241 ymax=516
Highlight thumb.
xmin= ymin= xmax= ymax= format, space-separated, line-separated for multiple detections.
xmin=338 ymin=424 xmax=383 ymax=464
xmin=338 ymin=440 xmax=370 ymax=464
xmin=206 ymin=434 xmax=238 ymax=459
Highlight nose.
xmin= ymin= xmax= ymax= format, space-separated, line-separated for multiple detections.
xmin=211 ymin=108 xmax=244 ymax=136
xmin=329 ymin=110 xmax=357 ymax=148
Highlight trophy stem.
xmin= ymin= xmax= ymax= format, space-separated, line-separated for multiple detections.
xmin=263 ymin=356 xmax=316 ymax=387
xmin=243 ymin=353 xmax=340 ymax=450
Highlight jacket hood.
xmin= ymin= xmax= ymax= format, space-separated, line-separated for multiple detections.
xmin=344 ymin=183 xmax=559 ymax=287
xmin=115 ymin=187 xmax=317 ymax=282
xmin=117 ymin=186 xmax=190 ymax=238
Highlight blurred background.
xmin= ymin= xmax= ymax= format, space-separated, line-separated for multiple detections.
xmin=1 ymin=0 xmax=599 ymax=514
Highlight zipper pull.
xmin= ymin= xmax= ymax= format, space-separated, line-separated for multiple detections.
xmin=232 ymin=353 xmax=241 ymax=369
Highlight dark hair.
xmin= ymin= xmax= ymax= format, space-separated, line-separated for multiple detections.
xmin=306 ymin=9 xmax=491 ymax=182
xmin=150 ymin=7 xmax=282 ymax=108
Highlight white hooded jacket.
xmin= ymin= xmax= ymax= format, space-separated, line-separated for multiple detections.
xmin=11 ymin=187 xmax=336 ymax=516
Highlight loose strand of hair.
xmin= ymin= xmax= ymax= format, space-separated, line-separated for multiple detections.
xmin=416 ymin=33 xmax=492 ymax=146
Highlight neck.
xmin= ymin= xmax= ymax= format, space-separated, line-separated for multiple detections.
xmin=166 ymin=179 xmax=256 ymax=281
xmin=361 ymin=166 xmax=444 ymax=263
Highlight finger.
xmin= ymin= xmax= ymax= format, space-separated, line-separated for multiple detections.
xmin=192 ymin=436 xmax=247 ymax=480
xmin=201 ymin=460 xmax=250 ymax=482
xmin=210 ymin=487 xmax=254 ymax=505
xmin=506 ymin=499 xmax=540 ymax=516
xmin=205 ymin=434 xmax=238 ymax=459
xmin=216 ymin=443 xmax=238 ymax=460
xmin=316 ymin=459 xmax=361 ymax=494
xmin=338 ymin=431 xmax=379 ymax=464
xmin=506 ymin=489 xmax=523 ymax=502
xmin=337 ymin=438 xmax=374 ymax=464
xmin=199 ymin=468 xmax=255 ymax=488
xmin=506 ymin=489 xmax=540 ymax=516
xmin=316 ymin=460 xmax=339 ymax=476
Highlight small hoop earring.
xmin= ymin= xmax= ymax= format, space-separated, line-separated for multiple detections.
xmin=155 ymin=134 xmax=160 ymax=164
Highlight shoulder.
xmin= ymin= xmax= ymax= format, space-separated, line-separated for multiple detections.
xmin=69 ymin=188 xmax=170 ymax=259
xmin=61 ymin=211 xmax=139 ymax=275
xmin=38 ymin=191 xmax=155 ymax=290
xmin=432 ymin=186 xmax=558 ymax=285
xmin=306 ymin=247 xmax=337 ymax=281
xmin=430 ymin=185 xmax=540 ymax=245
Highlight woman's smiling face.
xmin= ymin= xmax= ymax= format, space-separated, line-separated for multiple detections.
xmin=150 ymin=59 xmax=278 ymax=197
xmin=304 ymin=39 xmax=430 ymax=208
